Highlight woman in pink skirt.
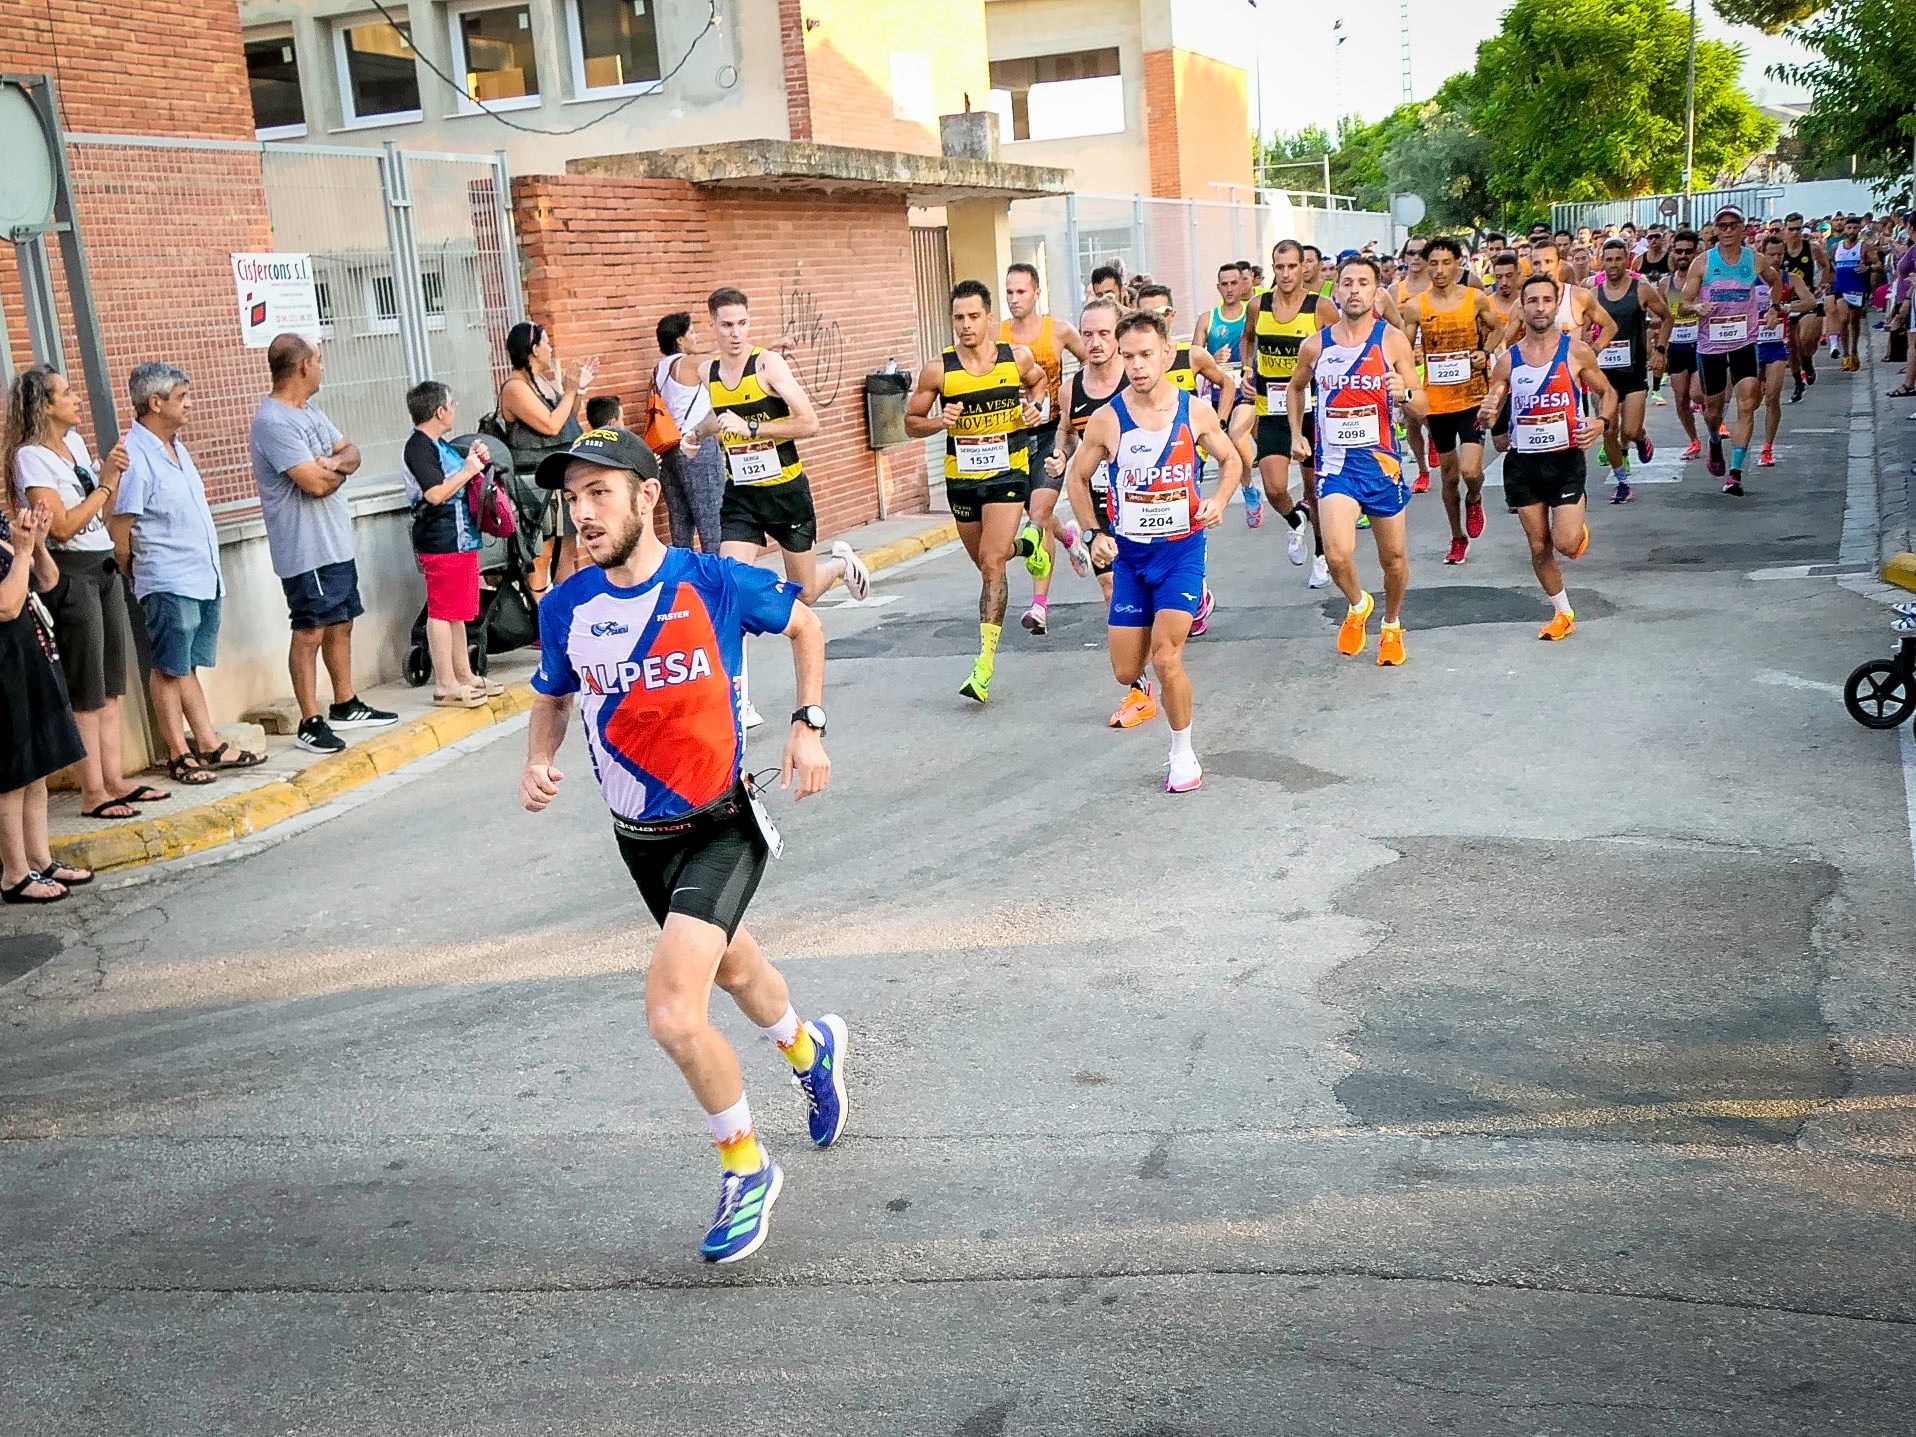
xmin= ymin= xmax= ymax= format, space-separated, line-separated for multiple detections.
xmin=403 ymin=381 xmax=498 ymax=707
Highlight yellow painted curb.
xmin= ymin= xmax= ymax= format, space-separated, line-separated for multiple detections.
xmin=46 ymin=513 xmax=959 ymax=876
xmin=1884 ymin=551 xmax=1916 ymax=594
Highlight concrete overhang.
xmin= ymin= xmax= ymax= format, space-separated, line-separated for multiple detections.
xmin=568 ymin=140 xmax=1071 ymax=206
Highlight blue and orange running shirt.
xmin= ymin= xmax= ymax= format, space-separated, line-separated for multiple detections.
xmin=532 ymin=549 xmax=799 ymax=822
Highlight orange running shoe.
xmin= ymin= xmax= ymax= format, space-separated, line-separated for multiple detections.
xmin=1564 ymin=523 xmax=1590 ymax=560
xmin=1337 ymin=590 xmax=1375 ymax=656
xmin=1376 ymin=621 xmax=1407 ymax=666
xmin=1108 ymin=681 xmax=1158 ymax=729
xmin=1538 ymin=610 xmax=1576 ymax=641
xmin=1412 ymin=471 xmax=1431 ymax=494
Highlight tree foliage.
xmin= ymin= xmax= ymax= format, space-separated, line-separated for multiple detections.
xmin=1381 ymin=76 xmax=1496 ymax=235
xmin=1711 ymin=0 xmax=1827 ymax=31
xmin=1469 ymin=0 xmax=1776 ymax=211
xmin=1772 ymin=0 xmax=1916 ymax=203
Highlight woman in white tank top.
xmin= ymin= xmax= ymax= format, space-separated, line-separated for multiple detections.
xmin=654 ymin=311 xmax=723 ymax=552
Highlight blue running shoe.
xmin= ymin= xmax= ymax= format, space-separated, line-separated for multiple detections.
xmin=1243 ymin=483 xmax=1264 ymax=528
xmin=793 ymin=1013 xmax=849 ymax=1148
xmin=700 ymin=1159 xmax=783 ymax=1264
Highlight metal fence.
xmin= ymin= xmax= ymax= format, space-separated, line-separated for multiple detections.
xmin=1003 ymin=192 xmax=1395 ymax=316
xmin=44 ymin=134 xmax=524 ymax=511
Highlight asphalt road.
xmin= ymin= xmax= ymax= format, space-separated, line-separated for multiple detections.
xmin=5 ymin=364 xmax=1915 ymax=1436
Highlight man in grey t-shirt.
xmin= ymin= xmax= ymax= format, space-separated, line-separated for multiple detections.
xmin=247 ymin=333 xmax=396 ymax=753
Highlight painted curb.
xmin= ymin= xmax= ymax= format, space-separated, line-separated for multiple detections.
xmin=49 ymin=517 xmax=957 ymax=876
xmin=1885 ymin=552 xmax=1916 ymax=593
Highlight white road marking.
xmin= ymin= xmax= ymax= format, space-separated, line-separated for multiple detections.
xmin=1903 ymin=726 xmax=1916 ymax=897
xmin=1747 ymin=565 xmax=1820 ymax=580
xmin=1838 ymin=376 xmax=1878 ymax=570
xmin=1755 ymin=669 xmax=1842 ymax=696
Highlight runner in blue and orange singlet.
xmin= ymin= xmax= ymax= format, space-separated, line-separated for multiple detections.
xmin=1287 ymin=255 xmax=1427 ymax=667
xmin=1064 ymin=307 xmax=1243 ymax=793
xmin=521 ymin=425 xmax=849 ymax=1267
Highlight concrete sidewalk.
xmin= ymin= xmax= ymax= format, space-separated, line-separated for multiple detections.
xmin=49 ymin=509 xmax=957 ymax=877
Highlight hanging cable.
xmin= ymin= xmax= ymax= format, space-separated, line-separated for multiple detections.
xmin=361 ymin=0 xmax=719 ymax=137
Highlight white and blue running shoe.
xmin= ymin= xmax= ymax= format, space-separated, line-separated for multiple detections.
xmin=700 ymin=1159 xmax=784 ymax=1264
xmin=793 ymin=1013 xmax=849 ymax=1148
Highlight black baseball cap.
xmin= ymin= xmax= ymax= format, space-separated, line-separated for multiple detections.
xmin=534 ymin=425 xmax=660 ymax=489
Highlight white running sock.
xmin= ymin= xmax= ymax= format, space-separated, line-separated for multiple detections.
xmin=1548 ymin=590 xmax=1572 ymax=615
xmin=758 ymin=1006 xmax=801 ymax=1048
xmin=1169 ymin=724 xmax=1194 ymax=761
xmin=706 ymin=1093 xmax=753 ymax=1145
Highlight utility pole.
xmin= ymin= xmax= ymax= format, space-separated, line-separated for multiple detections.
xmin=1332 ymin=19 xmax=1345 ymax=137
xmin=1400 ymin=0 xmax=1413 ymax=102
xmin=1681 ymin=0 xmax=1698 ymax=227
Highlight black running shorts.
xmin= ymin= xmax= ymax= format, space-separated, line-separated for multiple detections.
xmin=1502 ymin=448 xmax=1588 ymax=511
xmin=1698 ymin=345 xmax=1759 ymax=396
xmin=615 ymin=795 xmax=769 ymax=940
xmin=1665 ymin=342 xmax=1697 ymax=376
xmin=1027 ymin=427 xmax=1062 ymax=493
xmin=1255 ymin=412 xmax=1313 ymax=463
xmin=720 ymin=476 xmax=818 ymax=552
xmin=1426 ymin=408 xmax=1483 ymax=455
xmin=947 ymin=476 xmax=1029 ymax=524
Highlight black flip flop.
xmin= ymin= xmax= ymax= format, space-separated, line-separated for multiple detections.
xmin=2 ymin=873 xmax=68 ymax=904
xmin=80 ymin=800 xmax=139 ymax=820
xmin=40 ymin=861 xmax=92 ymax=886
xmin=116 ymin=784 xmax=171 ymax=803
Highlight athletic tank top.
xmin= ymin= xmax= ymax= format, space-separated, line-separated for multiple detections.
xmin=1508 ymin=333 xmax=1581 ymax=456
xmin=1313 ymin=319 xmax=1401 ymax=482
xmin=1595 ymin=279 xmax=1646 ymax=375
xmin=1832 ymin=239 xmax=1865 ymax=295
xmin=1253 ymin=292 xmax=1317 ymax=417
xmin=1699 ymin=247 xmax=1760 ymax=354
xmin=1106 ymin=389 xmax=1202 ymax=547
xmin=1000 ymin=316 xmax=1061 ymax=416
xmin=1068 ymin=367 xmax=1123 ymax=490
xmin=1554 ymin=283 xmax=1579 ymax=334
xmin=1754 ymin=283 xmax=1788 ymax=349
xmin=1166 ymin=342 xmax=1198 ymax=393
xmin=706 ymin=348 xmax=802 ymax=487
xmin=1204 ymin=304 xmax=1248 ymax=362
xmin=1415 ymin=288 xmax=1487 ymax=414
xmin=1639 ymin=253 xmax=1672 ymax=283
xmin=1782 ymin=244 xmax=1817 ymax=294
xmin=1665 ymin=274 xmax=1700 ymax=347
xmin=941 ymin=342 xmax=1030 ymax=483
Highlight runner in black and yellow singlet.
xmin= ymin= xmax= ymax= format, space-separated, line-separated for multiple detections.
xmin=1241 ymin=240 xmax=1336 ymax=585
xmin=1000 ymin=262 xmax=1090 ymax=635
xmin=686 ymin=284 xmax=872 ymax=726
xmin=905 ymin=278 xmax=1046 ymax=702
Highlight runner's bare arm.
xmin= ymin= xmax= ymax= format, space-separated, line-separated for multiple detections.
xmin=779 ymin=602 xmax=830 ymax=800
xmin=1012 ymin=344 xmax=1048 ymax=423
xmin=903 ymin=359 xmax=958 ymax=438
xmin=1377 ymin=290 xmax=1408 ymax=333
xmin=1313 ymin=296 xmax=1340 ymax=328
xmin=1474 ymin=350 xmax=1513 ymax=430
xmin=1679 ymin=252 xmax=1708 ymax=309
xmin=1065 ymin=406 xmax=1119 ymax=563
xmin=1190 ymin=348 xmax=1236 ymax=421
xmin=1286 ymin=333 xmax=1322 ymax=462
xmin=1056 ymin=320 xmax=1088 ymax=369
xmin=1046 ymin=375 xmax=1079 ymax=479
xmin=1191 ymin=397 xmax=1243 ymax=527
xmin=1384 ymin=327 xmax=1427 ymax=422
xmin=521 ymin=693 xmax=573 ymax=812
xmin=751 ymin=350 xmax=821 ymax=442
xmin=1641 ymin=280 xmax=1674 ymax=328
xmin=1570 ymin=341 xmax=1616 ymax=446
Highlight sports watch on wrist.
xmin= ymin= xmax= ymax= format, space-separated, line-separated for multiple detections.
xmin=791 ymin=705 xmax=826 ymax=734
xmin=747 ymin=415 xmax=761 ymax=438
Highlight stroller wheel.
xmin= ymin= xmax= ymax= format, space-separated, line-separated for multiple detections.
xmin=403 ymin=642 xmax=431 ymax=688
xmin=1844 ymin=660 xmax=1916 ymax=729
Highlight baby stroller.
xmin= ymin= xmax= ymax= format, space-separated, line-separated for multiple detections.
xmin=403 ymin=433 xmax=545 ymax=686
xmin=1842 ymin=554 xmax=1916 ymax=729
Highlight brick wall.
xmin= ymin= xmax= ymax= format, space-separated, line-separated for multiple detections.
xmin=512 ymin=173 xmax=929 ymax=540
xmin=1143 ymin=47 xmax=1252 ymax=201
xmin=780 ymin=0 xmax=989 ymax=157
xmin=3 ymin=0 xmax=273 ymax=504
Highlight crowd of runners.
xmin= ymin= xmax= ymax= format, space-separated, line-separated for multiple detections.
xmin=519 ymin=203 xmax=1912 ymax=1266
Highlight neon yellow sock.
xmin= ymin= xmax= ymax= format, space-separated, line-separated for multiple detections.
xmin=777 ymin=1023 xmax=817 ymax=1071
xmin=978 ymin=622 xmax=1002 ymax=671
xmin=717 ymin=1127 xmax=766 ymax=1174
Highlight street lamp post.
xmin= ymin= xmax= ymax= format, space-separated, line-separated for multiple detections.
xmin=1682 ymin=0 xmax=1698 ymax=227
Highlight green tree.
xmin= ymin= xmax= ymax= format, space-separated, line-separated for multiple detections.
xmin=1381 ymin=75 xmax=1496 ymax=235
xmin=1712 ymin=0 xmax=1827 ymax=30
xmin=1468 ymin=0 xmax=1776 ymax=212
xmin=1255 ymin=124 xmax=1336 ymax=196
xmin=1772 ymin=0 xmax=1916 ymax=203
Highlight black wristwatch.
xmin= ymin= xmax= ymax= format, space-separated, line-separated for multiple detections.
xmin=791 ymin=705 xmax=826 ymax=734
xmin=747 ymin=415 xmax=761 ymax=438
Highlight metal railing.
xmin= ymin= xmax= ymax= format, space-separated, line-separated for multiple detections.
xmin=46 ymin=134 xmax=525 ymax=511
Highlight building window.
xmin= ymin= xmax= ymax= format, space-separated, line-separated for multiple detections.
xmin=363 ymin=267 xmax=447 ymax=334
xmin=988 ymin=48 xmax=1124 ymax=142
xmin=450 ymin=1 xmax=540 ymax=108
xmin=334 ymin=15 xmax=423 ymax=124
xmin=568 ymin=0 xmax=663 ymax=96
xmin=245 ymin=29 xmax=306 ymax=137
